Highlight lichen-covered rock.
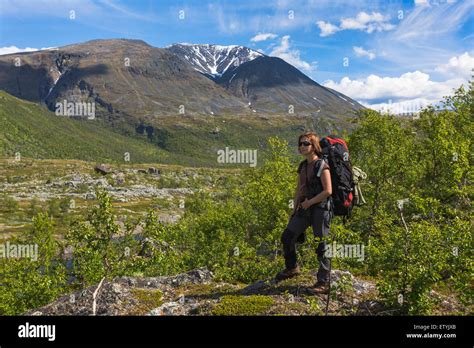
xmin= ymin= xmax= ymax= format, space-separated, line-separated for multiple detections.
xmin=117 ymin=268 xmax=213 ymax=289
xmin=26 ymin=268 xmax=386 ymax=316
xmin=27 ymin=268 xmax=213 ymax=316
xmin=26 ymin=281 xmax=138 ymax=316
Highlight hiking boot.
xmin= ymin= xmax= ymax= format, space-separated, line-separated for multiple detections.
xmin=309 ymin=281 xmax=330 ymax=295
xmin=275 ymin=266 xmax=301 ymax=283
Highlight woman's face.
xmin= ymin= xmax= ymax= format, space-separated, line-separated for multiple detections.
xmin=298 ymin=137 xmax=313 ymax=155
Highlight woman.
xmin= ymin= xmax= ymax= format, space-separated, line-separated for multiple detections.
xmin=275 ymin=132 xmax=333 ymax=294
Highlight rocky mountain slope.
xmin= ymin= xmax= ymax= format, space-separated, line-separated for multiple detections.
xmin=0 ymin=39 xmax=249 ymax=120
xmin=0 ymin=39 xmax=363 ymax=120
xmin=215 ymin=55 xmax=363 ymax=117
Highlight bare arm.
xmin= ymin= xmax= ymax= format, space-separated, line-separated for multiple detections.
xmin=308 ymin=166 xmax=332 ymax=206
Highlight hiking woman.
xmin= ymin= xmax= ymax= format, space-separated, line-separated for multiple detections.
xmin=275 ymin=132 xmax=333 ymax=294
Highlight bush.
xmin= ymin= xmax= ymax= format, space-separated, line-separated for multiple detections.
xmin=0 ymin=213 xmax=66 ymax=315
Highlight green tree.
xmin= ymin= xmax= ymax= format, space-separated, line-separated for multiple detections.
xmin=0 ymin=213 xmax=66 ymax=314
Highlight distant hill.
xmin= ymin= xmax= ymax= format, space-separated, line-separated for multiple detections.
xmin=0 ymin=90 xmax=174 ymax=164
xmin=0 ymin=39 xmax=364 ymax=121
xmin=0 ymin=90 xmax=340 ymax=166
xmin=0 ymin=38 xmax=364 ymax=166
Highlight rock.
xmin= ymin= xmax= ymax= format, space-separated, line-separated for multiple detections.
xmin=27 ymin=268 xmax=214 ymax=316
xmin=147 ymin=167 xmax=160 ymax=175
xmin=158 ymin=213 xmax=181 ymax=224
xmin=94 ymin=164 xmax=111 ymax=175
xmin=241 ymin=280 xmax=270 ymax=295
xmin=330 ymin=269 xmax=353 ymax=283
xmin=148 ymin=302 xmax=181 ymax=315
xmin=313 ymin=269 xmax=375 ymax=296
xmin=118 ymin=268 xmax=214 ymax=289
xmin=352 ymin=278 xmax=376 ymax=296
xmin=85 ymin=192 xmax=96 ymax=200
xmin=147 ymin=296 xmax=200 ymax=316
xmin=25 ymin=267 xmax=386 ymax=316
xmin=95 ymin=178 xmax=109 ymax=187
xmin=25 ymin=281 xmax=138 ymax=316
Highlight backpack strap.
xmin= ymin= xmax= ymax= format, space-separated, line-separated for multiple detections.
xmin=316 ymin=158 xmax=326 ymax=178
xmin=297 ymin=160 xmax=306 ymax=174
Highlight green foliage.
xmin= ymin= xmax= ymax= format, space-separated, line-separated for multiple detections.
xmin=65 ymin=189 xmax=141 ymax=286
xmin=129 ymin=288 xmax=163 ymax=315
xmin=0 ymin=81 xmax=471 ymax=316
xmin=0 ymin=213 xmax=66 ymax=315
xmin=137 ymin=210 xmax=186 ymax=276
xmin=415 ymin=106 xmax=470 ymax=201
xmin=212 ymin=295 xmax=275 ymax=315
xmin=351 ymin=80 xmax=473 ymax=314
xmin=349 ymin=109 xmax=419 ymax=237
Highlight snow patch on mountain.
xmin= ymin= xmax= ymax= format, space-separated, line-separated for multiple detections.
xmin=168 ymin=43 xmax=264 ymax=78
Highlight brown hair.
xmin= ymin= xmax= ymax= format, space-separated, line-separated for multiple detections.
xmin=298 ymin=132 xmax=322 ymax=157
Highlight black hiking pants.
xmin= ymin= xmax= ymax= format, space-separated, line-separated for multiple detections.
xmin=281 ymin=205 xmax=332 ymax=283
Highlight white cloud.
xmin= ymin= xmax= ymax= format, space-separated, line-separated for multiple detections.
xmin=0 ymin=46 xmax=57 ymax=55
xmin=359 ymin=98 xmax=437 ymax=113
xmin=435 ymin=52 xmax=474 ymax=79
xmin=414 ymin=0 xmax=430 ymax=6
xmin=316 ymin=21 xmax=340 ymax=37
xmin=269 ymin=35 xmax=317 ymax=72
xmin=0 ymin=46 xmax=38 ymax=55
xmin=324 ymin=71 xmax=464 ymax=101
xmin=353 ymin=46 xmax=376 ymax=60
xmin=325 ymin=52 xmax=473 ymax=105
xmin=250 ymin=33 xmax=278 ymax=42
xmin=317 ymin=11 xmax=395 ymax=37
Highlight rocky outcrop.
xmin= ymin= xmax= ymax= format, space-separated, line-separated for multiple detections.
xmin=26 ymin=268 xmax=386 ymax=316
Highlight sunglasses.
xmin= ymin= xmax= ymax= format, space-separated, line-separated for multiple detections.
xmin=299 ymin=141 xmax=312 ymax=147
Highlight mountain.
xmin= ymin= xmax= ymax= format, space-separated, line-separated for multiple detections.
xmin=0 ymin=39 xmax=363 ymax=120
xmin=1 ymin=89 xmax=338 ymax=166
xmin=167 ymin=43 xmax=364 ymax=119
xmin=0 ymin=39 xmax=365 ymax=165
xmin=0 ymin=39 xmax=249 ymax=121
xmin=166 ymin=43 xmax=263 ymax=79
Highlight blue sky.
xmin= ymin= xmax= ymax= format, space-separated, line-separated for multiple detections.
xmin=0 ymin=0 xmax=473 ymax=112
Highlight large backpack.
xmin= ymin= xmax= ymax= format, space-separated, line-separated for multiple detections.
xmin=319 ymin=136 xmax=355 ymax=218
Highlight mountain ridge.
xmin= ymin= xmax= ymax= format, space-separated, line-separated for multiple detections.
xmin=0 ymin=38 xmax=364 ymax=120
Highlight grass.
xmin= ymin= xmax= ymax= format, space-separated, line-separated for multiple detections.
xmin=129 ymin=288 xmax=163 ymax=315
xmin=211 ymin=295 xmax=275 ymax=316
xmin=0 ymin=90 xmax=343 ymax=167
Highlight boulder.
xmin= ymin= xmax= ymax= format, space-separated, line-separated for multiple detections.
xmin=94 ymin=164 xmax=111 ymax=175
